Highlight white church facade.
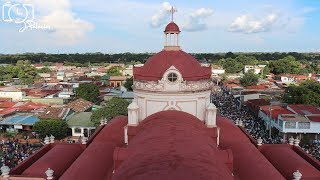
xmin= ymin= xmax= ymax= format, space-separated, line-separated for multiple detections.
xmin=127 ymin=10 xmax=217 ymax=129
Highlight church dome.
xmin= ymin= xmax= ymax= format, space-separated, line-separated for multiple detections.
xmin=133 ymin=50 xmax=211 ymax=81
xmin=164 ymin=22 xmax=180 ymax=32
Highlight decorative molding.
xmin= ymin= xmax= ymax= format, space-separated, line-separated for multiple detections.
xmin=180 ymin=80 xmax=213 ymax=91
xmin=133 ymin=80 xmax=213 ymax=92
xmin=134 ymin=81 xmax=165 ymax=91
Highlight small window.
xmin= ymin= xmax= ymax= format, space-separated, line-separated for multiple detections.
xmin=74 ymin=128 xmax=81 ymax=133
xmin=167 ymin=73 xmax=178 ymax=82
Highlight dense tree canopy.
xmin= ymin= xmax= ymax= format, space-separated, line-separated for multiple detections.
xmin=37 ymin=66 xmax=52 ymax=73
xmin=0 ymin=52 xmax=319 ymax=66
xmin=33 ymin=119 xmax=69 ymax=139
xmin=283 ymin=80 xmax=320 ymax=107
xmin=222 ymin=58 xmax=243 ymax=73
xmin=106 ymin=66 xmax=122 ymax=76
xmin=123 ymin=77 xmax=133 ymax=91
xmin=0 ymin=60 xmax=39 ymax=84
xmin=240 ymin=71 xmax=259 ymax=87
xmin=91 ymin=97 xmax=129 ymax=126
xmin=75 ymin=83 xmax=100 ymax=102
xmin=269 ymin=56 xmax=302 ymax=74
xmin=0 ymin=53 xmax=318 ymax=78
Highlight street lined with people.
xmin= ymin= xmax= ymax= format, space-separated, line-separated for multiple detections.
xmin=212 ymin=86 xmax=320 ymax=160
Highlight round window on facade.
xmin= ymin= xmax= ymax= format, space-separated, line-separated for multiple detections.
xmin=167 ymin=72 xmax=178 ymax=82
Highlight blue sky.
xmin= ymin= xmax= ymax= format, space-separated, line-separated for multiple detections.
xmin=0 ymin=0 xmax=320 ymax=53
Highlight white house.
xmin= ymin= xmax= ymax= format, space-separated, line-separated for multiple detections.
xmin=258 ymin=104 xmax=320 ymax=140
xmin=0 ymin=86 xmax=26 ymax=101
xmin=244 ymin=65 xmax=266 ymax=74
xmin=212 ymin=68 xmax=225 ymax=75
xmin=274 ymin=74 xmax=296 ymax=84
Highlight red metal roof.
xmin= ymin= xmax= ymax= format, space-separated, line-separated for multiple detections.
xmin=164 ymin=22 xmax=180 ymax=32
xmin=22 ymin=144 xmax=85 ymax=179
xmin=288 ymin=104 xmax=320 ymax=115
xmin=133 ymin=50 xmax=211 ymax=81
xmin=306 ymin=115 xmax=320 ymax=122
xmin=0 ymin=108 xmax=16 ymax=116
xmin=260 ymin=105 xmax=294 ymax=119
xmin=217 ymin=117 xmax=286 ymax=180
xmin=244 ymin=85 xmax=267 ymax=89
xmin=60 ymin=116 xmax=128 ymax=180
xmin=260 ymin=144 xmax=320 ymax=179
xmin=113 ymin=111 xmax=234 ymax=180
xmin=0 ymin=102 xmax=17 ymax=108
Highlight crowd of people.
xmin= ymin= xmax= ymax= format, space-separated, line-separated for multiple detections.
xmin=211 ymin=86 xmax=320 ymax=160
xmin=0 ymin=138 xmax=42 ymax=168
xmin=302 ymin=141 xmax=320 ymax=160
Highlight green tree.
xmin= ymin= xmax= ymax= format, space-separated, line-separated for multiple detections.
xmin=43 ymin=61 xmax=52 ymax=67
xmin=75 ymin=83 xmax=100 ymax=102
xmin=37 ymin=67 xmax=52 ymax=73
xmin=223 ymin=58 xmax=243 ymax=73
xmin=269 ymin=56 xmax=302 ymax=75
xmin=240 ymin=71 xmax=259 ymax=87
xmin=91 ymin=97 xmax=129 ymax=126
xmin=33 ymin=119 xmax=69 ymax=139
xmin=107 ymin=66 xmax=122 ymax=76
xmin=123 ymin=77 xmax=133 ymax=91
xmin=220 ymin=74 xmax=227 ymax=82
xmin=235 ymin=55 xmax=258 ymax=65
xmin=262 ymin=66 xmax=270 ymax=76
xmin=16 ymin=60 xmax=39 ymax=84
xmin=283 ymin=80 xmax=320 ymax=106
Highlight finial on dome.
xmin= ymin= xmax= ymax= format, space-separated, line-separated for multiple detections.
xmin=169 ymin=6 xmax=177 ymax=22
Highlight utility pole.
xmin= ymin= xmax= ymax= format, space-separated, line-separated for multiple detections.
xmin=239 ymin=89 xmax=242 ymax=110
xmin=269 ymin=97 xmax=273 ymax=139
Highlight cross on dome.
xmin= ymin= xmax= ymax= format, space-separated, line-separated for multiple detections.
xmin=168 ymin=6 xmax=177 ymax=22
xmin=164 ymin=6 xmax=180 ymax=50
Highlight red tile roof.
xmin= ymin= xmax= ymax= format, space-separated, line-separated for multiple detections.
xmin=0 ymin=98 xmax=12 ymax=102
xmin=0 ymin=108 xmax=16 ymax=116
xmin=0 ymin=102 xmax=17 ymax=108
xmin=16 ymin=102 xmax=48 ymax=112
xmin=133 ymin=50 xmax=211 ymax=81
xmin=38 ymin=107 xmax=71 ymax=120
xmin=67 ymin=98 xmax=93 ymax=113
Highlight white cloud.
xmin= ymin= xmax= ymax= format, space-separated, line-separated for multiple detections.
xmin=228 ymin=13 xmax=279 ymax=34
xmin=150 ymin=2 xmax=172 ymax=28
xmin=4 ymin=0 xmax=94 ymax=45
xmin=183 ymin=8 xmax=214 ymax=32
xmin=39 ymin=10 xmax=94 ymax=45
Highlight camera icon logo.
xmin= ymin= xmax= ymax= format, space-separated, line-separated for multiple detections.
xmin=2 ymin=1 xmax=34 ymax=24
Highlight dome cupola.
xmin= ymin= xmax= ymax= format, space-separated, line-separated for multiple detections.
xmin=164 ymin=7 xmax=180 ymax=51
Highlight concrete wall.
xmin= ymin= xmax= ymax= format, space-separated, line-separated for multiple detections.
xmin=0 ymin=91 xmax=25 ymax=101
xmin=134 ymin=90 xmax=210 ymax=121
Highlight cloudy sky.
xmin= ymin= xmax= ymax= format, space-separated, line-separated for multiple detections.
xmin=1 ymin=0 xmax=320 ymax=53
